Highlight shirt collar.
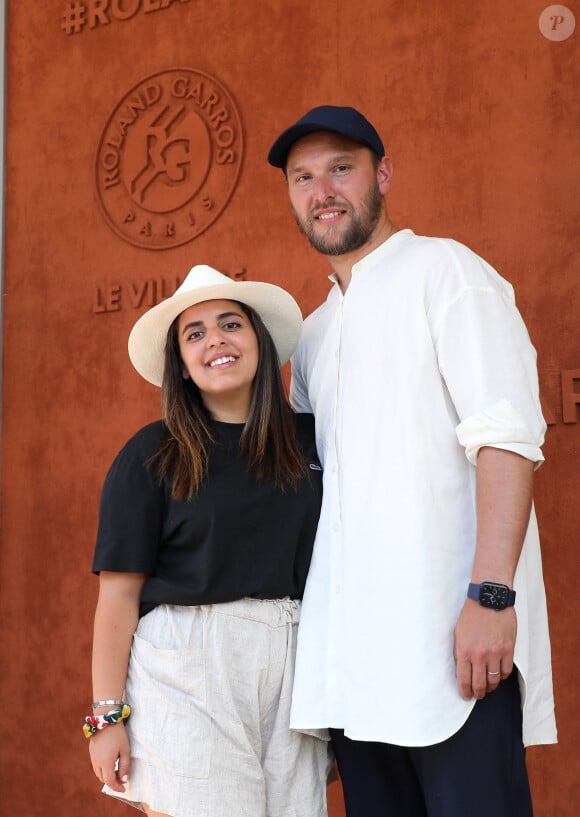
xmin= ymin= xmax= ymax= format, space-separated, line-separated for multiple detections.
xmin=328 ymin=228 xmax=415 ymax=286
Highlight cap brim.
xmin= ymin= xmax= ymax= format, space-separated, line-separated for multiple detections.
xmin=268 ymin=122 xmax=338 ymax=168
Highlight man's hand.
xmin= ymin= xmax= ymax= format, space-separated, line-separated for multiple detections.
xmin=454 ymin=598 xmax=516 ymax=700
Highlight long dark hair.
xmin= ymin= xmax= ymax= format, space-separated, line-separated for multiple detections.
xmin=152 ymin=301 xmax=306 ymax=500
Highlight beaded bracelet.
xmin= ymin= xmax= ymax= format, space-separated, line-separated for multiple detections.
xmin=83 ymin=705 xmax=131 ymax=739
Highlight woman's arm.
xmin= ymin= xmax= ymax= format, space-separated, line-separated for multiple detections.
xmin=89 ymin=571 xmax=146 ymax=793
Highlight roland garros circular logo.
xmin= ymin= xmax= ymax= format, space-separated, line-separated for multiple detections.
xmin=95 ymin=68 xmax=244 ymax=250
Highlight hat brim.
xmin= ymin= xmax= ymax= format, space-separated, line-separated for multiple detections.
xmin=128 ymin=281 xmax=303 ymax=387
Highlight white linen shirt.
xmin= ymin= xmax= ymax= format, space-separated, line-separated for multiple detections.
xmin=290 ymin=229 xmax=557 ymax=747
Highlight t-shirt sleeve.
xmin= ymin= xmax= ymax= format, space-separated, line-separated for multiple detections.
xmin=92 ymin=424 xmax=167 ymax=574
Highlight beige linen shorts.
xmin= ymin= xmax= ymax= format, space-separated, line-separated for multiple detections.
xmin=103 ymin=598 xmax=330 ymax=817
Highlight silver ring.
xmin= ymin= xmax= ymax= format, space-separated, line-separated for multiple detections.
xmin=487 ymin=670 xmax=501 ymax=676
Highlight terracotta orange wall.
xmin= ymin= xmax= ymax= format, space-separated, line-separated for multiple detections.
xmin=1 ymin=2 xmax=578 ymax=814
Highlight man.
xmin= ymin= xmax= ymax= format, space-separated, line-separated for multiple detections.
xmin=267 ymin=106 xmax=556 ymax=817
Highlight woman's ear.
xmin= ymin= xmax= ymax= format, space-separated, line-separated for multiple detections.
xmin=181 ymin=366 xmax=190 ymax=380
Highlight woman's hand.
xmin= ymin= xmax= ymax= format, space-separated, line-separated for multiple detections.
xmin=89 ymin=723 xmax=132 ymax=792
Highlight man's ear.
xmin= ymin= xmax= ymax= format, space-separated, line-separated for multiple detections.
xmin=377 ymin=155 xmax=393 ymax=196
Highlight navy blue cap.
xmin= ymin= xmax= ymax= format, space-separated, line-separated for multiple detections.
xmin=267 ymin=105 xmax=385 ymax=169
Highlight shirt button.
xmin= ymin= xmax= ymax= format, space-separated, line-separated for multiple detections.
xmin=333 ymin=522 xmax=340 ymax=533
xmin=335 ymin=584 xmax=341 ymax=594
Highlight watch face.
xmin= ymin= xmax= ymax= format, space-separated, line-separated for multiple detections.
xmin=479 ymin=582 xmax=509 ymax=609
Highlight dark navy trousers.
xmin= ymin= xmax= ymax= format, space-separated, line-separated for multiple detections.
xmin=330 ymin=672 xmax=533 ymax=817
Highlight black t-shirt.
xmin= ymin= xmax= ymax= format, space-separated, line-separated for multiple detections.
xmin=92 ymin=414 xmax=322 ymax=616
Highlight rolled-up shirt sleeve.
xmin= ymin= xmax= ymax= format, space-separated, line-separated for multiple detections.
xmin=431 ymin=256 xmax=546 ymax=468
xmin=290 ymin=347 xmax=313 ymax=414
xmin=456 ymin=398 xmax=545 ymax=467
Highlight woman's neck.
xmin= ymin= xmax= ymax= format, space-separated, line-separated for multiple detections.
xmin=203 ymin=396 xmax=250 ymax=424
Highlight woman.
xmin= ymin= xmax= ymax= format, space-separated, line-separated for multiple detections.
xmin=86 ymin=265 xmax=329 ymax=817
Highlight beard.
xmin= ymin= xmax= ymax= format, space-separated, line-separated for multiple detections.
xmin=292 ymin=180 xmax=383 ymax=257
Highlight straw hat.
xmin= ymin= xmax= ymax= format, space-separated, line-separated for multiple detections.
xmin=128 ymin=265 xmax=303 ymax=387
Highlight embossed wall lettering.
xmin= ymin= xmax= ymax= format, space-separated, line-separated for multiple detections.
xmin=93 ymin=268 xmax=247 ymax=313
xmin=95 ymin=69 xmax=244 ymax=249
xmin=62 ymin=0 xmax=190 ymax=36
xmin=561 ymin=369 xmax=580 ymax=423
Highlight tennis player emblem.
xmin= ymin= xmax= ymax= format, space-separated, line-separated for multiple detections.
xmin=96 ymin=68 xmax=244 ymax=250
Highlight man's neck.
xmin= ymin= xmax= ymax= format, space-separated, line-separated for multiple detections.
xmin=329 ymin=218 xmax=397 ymax=293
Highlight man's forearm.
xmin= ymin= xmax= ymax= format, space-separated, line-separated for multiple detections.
xmin=471 ymin=446 xmax=535 ymax=585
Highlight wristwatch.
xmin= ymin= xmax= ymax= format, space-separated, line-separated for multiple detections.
xmin=467 ymin=581 xmax=516 ymax=611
